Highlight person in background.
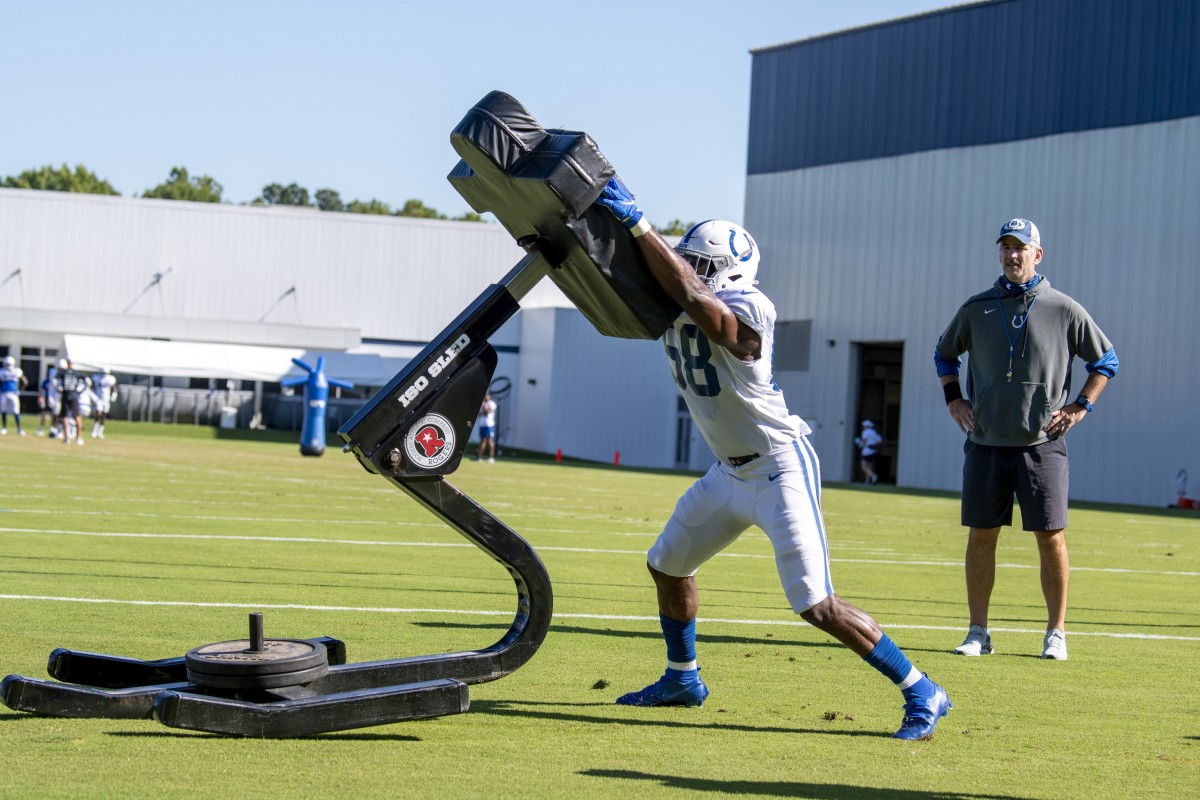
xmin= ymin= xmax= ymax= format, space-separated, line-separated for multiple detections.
xmin=77 ymin=379 xmax=99 ymax=434
xmin=935 ymin=217 xmax=1118 ymax=661
xmin=92 ymin=367 xmax=118 ymax=439
xmin=855 ymin=420 xmax=883 ymax=485
xmin=56 ymin=358 xmax=88 ymax=447
xmin=37 ymin=365 xmax=60 ymax=437
xmin=0 ymin=355 xmax=29 ymax=436
xmin=476 ymin=392 xmax=498 ymax=463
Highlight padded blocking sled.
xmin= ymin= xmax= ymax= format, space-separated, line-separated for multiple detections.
xmin=1 ymin=91 xmax=672 ymax=737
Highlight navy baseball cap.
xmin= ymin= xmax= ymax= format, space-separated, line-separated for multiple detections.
xmin=996 ymin=218 xmax=1041 ymax=246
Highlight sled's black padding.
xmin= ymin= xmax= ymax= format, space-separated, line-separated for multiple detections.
xmin=448 ymin=90 xmax=679 ymax=341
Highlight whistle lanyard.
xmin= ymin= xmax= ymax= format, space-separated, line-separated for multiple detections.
xmin=996 ymin=290 xmax=1038 ymax=382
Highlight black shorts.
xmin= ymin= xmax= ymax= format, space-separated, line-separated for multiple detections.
xmin=60 ymin=395 xmax=81 ymax=418
xmin=860 ymin=452 xmax=878 ymax=463
xmin=961 ymin=438 xmax=1069 ymax=531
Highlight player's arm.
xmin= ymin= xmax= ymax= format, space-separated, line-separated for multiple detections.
xmin=595 ymin=177 xmax=759 ymax=361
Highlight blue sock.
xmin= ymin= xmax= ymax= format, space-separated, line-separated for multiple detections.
xmin=864 ymin=633 xmax=932 ymax=699
xmin=659 ymin=614 xmax=698 ymax=680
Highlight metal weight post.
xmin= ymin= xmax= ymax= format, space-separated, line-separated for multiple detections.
xmin=1 ymin=248 xmax=555 ymax=738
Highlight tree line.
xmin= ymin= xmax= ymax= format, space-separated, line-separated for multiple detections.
xmin=0 ymin=163 xmax=694 ymax=233
xmin=0 ymin=163 xmax=483 ymax=221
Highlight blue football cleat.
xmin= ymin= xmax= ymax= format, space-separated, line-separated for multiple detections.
xmin=616 ymin=671 xmax=709 ymax=707
xmin=893 ymin=682 xmax=952 ymax=740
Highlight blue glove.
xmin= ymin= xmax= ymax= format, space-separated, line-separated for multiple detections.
xmin=596 ymin=176 xmax=651 ymax=236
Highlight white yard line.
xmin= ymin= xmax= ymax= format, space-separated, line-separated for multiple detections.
xmin=2 ymin=526 xmax=1197 ymax=577
xmin=0 ymin=593 xmax=1197 ymax=642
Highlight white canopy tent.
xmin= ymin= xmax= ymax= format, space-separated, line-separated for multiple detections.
xmin=64 ymin=334 xmax=304 ymax=382
xmin=62 ymin=334 xmax=407 ymax=386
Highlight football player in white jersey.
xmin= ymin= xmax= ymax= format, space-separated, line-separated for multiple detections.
xmin=596 ymin=178 xmax=951 ymax=740
xmin=92 ymin=367 xmax=118 ymax=439
xmin=0 ymin=355 xmax=29 ymax=435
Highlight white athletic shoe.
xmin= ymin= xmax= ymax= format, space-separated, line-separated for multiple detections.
xmin=1041 ymin=628 xmax=1068 ymax=660
xmin=488 ymin=457 xmax=495 ymax=463
xmin=77 ymin=438 xmax=85 ymax=447
xmin=953 ymin=624 xmax=994 ymax=656
xmin=0 ymin=428 xmax=6 ymax=435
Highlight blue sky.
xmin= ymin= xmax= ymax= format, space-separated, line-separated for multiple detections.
xmin=2 ymin=1 xmax=960 ymax=226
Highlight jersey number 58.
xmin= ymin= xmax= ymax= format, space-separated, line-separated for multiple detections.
xmin=664 ymin=324 xmax=720 ymax=397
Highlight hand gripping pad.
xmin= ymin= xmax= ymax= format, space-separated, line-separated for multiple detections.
xmin=448 ymin=91 xmax=679 ymax=340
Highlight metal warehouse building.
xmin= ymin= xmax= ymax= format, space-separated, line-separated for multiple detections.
xmin=0 ymin=190 xmax=535 ymax=433
xmin=745 ymin=0 xmax=1199 ymax=507
xmin=3 ymin=0 xmax=1197 ymax=507
xmin=0 ymin=188 xmax=690 ymax=469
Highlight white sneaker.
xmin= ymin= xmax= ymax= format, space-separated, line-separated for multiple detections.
xmin=77 ymin=438 xmax=85 ymax=447
xmin=18 ymin=430 xmax=25 ymax=436
xmin=1041 ymin=628 xmax=1068 ymax=660
xmin=488 ymin=457 xmax=495 ymax=463
xmin=953 ymin=624 xmax=994 ymax=656
xmin=0 ymin=428 xmax=6 ymax=435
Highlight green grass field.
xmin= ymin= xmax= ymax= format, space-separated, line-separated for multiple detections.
xmin=0 ymin=422 xmax=1197 ymax=799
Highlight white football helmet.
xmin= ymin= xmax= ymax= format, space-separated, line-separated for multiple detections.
xmin=2 ymin=356 xmax=14 ymax=368
xmin=675 ymin=219 xmax=760 ymax=291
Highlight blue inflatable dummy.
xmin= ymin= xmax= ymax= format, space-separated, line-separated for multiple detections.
xmin=283 ymin=357 xmax=355 ymax=456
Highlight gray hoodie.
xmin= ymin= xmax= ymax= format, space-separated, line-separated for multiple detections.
xmin=936 ymin=276 xmax=1112 ymax=447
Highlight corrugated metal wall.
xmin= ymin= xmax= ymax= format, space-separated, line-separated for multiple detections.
xmin=747 ymin=115 xmax=1200 ymax=507
xmin=0 ymin=188 xmax=684 ymax=472
xmin=749 ymin=0 xmax=1200 ymax=173
xmin=0 ymin=188 xmax=559 ymax=345
xmin=513 ymin=308 xmax=682 ymax=469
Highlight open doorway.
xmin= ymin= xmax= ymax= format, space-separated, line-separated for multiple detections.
xmin=854 ymin=342 xmax=904 ymax=484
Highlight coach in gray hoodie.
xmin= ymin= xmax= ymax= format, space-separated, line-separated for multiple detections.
xmin=934 ymin=218 xmax=1118 ymax=662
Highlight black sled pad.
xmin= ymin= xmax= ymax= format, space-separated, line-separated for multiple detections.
xmin=448 ymin=90 xmax=679 ymax=340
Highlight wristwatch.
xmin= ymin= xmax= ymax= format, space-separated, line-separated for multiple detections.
xmin=1075 ymin=395 xmax=1093 ymax=412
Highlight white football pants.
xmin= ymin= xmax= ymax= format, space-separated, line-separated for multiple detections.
xmin=648 ymin=437 xmax=835 ymax=613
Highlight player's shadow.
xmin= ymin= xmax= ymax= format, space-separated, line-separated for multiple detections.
xmin=470 ymin=699 xmax=891 ymax=738
xmin=105 ymin=730 xmax=422 ymax=742
xmin=578 ymin=768 xmax=1038 ymax=800
xmin=413 ymin=621 xmax=844 ymax=650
